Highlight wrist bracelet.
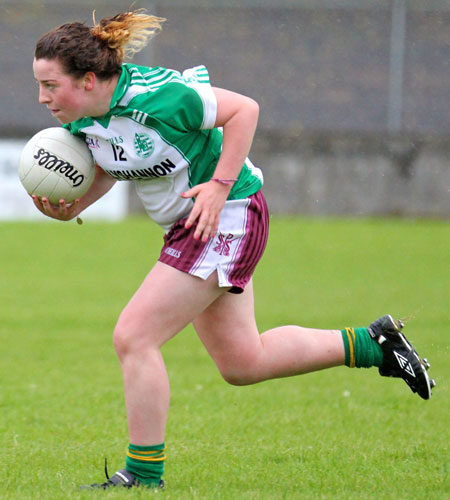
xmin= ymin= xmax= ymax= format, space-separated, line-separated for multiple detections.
xmin=211 ymin=178 xmax=238 ymax=186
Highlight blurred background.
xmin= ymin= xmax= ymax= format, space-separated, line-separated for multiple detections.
xmin=0 ymin=0 xmax=449 ymax=220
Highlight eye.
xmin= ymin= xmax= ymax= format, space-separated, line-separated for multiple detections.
xmin=37 ymin=81 xmax=57 ymax=91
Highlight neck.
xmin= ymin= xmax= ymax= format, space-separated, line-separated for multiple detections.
xmin=89 ymin=74 xmax=120 ymax=117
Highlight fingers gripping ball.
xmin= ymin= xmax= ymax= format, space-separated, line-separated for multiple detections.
xmin=18 ymin=127 xmax=95 ymax=204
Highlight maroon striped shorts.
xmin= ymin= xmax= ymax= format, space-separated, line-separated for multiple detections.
xmin=158 ymin=190 xmax=269 ymax=293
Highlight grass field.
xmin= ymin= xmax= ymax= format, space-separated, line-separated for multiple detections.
xmin=0 ymin=216 xmax=448 ymax=499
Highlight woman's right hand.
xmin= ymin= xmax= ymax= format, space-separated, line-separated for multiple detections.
xmin=31 ymin=195 xmax=81 ymax=221
xmin=30 ymin=164 xmax=117 ymax=221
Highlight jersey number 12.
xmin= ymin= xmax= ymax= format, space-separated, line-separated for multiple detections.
xmin=111 ymin=144 xmax=127 ymax=162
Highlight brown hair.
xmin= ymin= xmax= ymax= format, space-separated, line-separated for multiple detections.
xmin=34 ymin=9 xmax=165 ymax=80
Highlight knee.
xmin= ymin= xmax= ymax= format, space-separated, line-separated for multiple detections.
xmin=221 ymin=370 xmax=251 ymax=386
xmin=113 ymin=312 xmax=149 ymax=361
xmin=113 ymin=320 xmax=133 ymax=361
xmin=216 ymin=356 xmax=258 ymax=386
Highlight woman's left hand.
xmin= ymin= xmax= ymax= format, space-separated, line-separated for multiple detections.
xmin=181 ymin=180 xmax=232 ymax=242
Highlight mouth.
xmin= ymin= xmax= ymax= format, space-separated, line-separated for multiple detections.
xmin=47 ymin=105 xmax=60 ymax=114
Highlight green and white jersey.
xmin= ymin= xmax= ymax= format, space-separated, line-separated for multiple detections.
xmin=64 ymin=63 xmax=263 ymax=231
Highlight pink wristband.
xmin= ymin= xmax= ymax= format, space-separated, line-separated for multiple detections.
xmin=211 ymin=178 xmax=238 ymax=186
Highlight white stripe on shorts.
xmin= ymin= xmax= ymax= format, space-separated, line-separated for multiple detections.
xmin=189 ymin=197 xmax=251 ymax=288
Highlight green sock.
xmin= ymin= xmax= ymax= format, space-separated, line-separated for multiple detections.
xmin=125 ymin=443 xmax=165 ymax=487
xmin=341 ymin=327 xmax=384 ymax=368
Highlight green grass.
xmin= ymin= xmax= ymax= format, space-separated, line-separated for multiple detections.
xmin=0 ymin=216 xmax=448 ymax=499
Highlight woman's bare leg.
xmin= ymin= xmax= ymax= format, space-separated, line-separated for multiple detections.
xmin=194 ymin=279 xmax=345 ymax=385
xmin=113 ymin=262 xmax=225 ymax=444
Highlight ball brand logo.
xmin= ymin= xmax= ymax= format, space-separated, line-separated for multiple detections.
xmin=33 ymin=148 xmax=85 ymax=187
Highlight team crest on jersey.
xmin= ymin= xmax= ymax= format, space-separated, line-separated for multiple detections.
xmin=134 ymin=133 xmax=154 ymax=158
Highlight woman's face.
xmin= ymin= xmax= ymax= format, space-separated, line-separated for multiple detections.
xmin=33 ymin=58 xmax=89 ymax=124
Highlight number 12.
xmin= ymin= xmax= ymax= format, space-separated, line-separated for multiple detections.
xmin=111 ymin=144 xmax=127 ymax=162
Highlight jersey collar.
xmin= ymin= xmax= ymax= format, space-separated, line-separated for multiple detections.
xmin=109 ymin=64 xmax=131 ymax=109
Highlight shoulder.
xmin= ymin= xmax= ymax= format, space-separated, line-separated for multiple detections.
xmin=116 ymin=64 xmax=216 ymax=130
xmin=119 ymin=65 xmax=190 ymax=102
xmin=118 ymin=64 xmax=212 ymax=106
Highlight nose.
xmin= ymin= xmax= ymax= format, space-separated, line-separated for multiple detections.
xmin=38 ymin=85 xmax=51 ymax=104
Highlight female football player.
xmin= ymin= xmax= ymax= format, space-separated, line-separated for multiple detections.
xmin=31 ymin=9 xmax=434 ymax=490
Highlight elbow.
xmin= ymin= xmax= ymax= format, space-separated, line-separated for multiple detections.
xmin=242 ymin=97 xmax=259 ymax=129
xmin=247 ymin=97 xmax=259 ymax=121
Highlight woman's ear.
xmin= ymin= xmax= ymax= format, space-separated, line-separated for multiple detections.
xmin=83 ymin=71 xmax=96 ymax=91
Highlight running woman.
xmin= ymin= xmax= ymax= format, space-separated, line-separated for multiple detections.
xmin=31 ymin=9 xmax=435 ymax=490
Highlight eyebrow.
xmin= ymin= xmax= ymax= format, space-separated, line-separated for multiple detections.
xmin=35 ymin=78 xmax=58 ymax=83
